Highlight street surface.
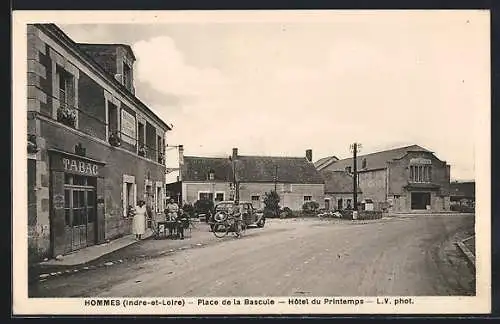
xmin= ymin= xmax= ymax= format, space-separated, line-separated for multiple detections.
xmin=30 ymin=214 xmax=475 ymax=297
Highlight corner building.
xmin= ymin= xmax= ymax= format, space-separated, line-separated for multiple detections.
xmin=316 ymin=145 xmax=451 ymax=213
xmin=27 ymin=24 xmax=171 ymax=260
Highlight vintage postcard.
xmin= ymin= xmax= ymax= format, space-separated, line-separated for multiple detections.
xmin=12 ymin=10 xmax=491 ymax=315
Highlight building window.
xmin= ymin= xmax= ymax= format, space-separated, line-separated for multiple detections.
xmin=123 ymin=63 xmax=132 ymax=90
xmin=410 ymin=165 xmax=432 ymax=183
xmin=145 ymin=122 xmax=157 ymax=160
xmin=107 ymin=101 xmax=119 ymax=138
xmin=252 ymin=195 xmax=260 ymax=201
xmin=304 ymin=195 xmax=312 ymax=202
xmin=215 ymin=192 xmax=225 ymax=202
xmin=157 ymin=135 xmax=163 ymax=163
xmin=199 ymin=192 xmax=214 ymax=201
xmin=346 ymin=166 xmax=352 ymax=173
xmin=57 ymin=67 xmax=74 ymax=109
xmin=138 ymin=122 xmax=145 ymax=155
xmin=55 ymin=66 xmax=77 ymax=128
xmin=362 ymin=158 xmax=367 ymax=169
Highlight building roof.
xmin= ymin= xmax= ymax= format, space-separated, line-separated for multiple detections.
xmin=181 ymin=156 xmax=233 ymax=182
xmin=181 ymin=155 xmax=324 ymax=184
xmin=235 ymin=155 xmax=324 ymax=184
xmin=318 ymin=144 xmax=432 ymax=172
xmin=314 ymin=155 xmax=339 ymax=169
xmin=35 ymin=24 xmax=171 ymax=131
xmin=320 ymin=170 xmax=362 ymax=194
xmin=450 ymin=181 xmax=475 ymax=198
xmin=76 ymin=43 xmax=136 ymax=60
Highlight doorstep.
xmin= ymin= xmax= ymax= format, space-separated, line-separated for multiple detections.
xmin=37 ymin=229 xmax=154 ymax=267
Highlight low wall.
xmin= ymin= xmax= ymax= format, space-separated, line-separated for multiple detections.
xmin=340 ymin=210 xmax=383 ymax=220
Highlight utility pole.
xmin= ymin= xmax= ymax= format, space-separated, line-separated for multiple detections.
xmin=231 ymin=156 xmax=240 ymax=202
xmin=274 ymin=165 xmax=278 ymax=192
xmin=274 ymin=164 xmax=279 ymax=217
xmin=350 ymin=142 xmax=362 ymax=211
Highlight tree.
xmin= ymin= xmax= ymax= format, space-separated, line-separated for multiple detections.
xmin=263 ymin=191 xmax=280 ymax=217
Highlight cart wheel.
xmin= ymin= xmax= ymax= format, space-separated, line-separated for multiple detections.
xmin=212 ymin=222 xmax=229 ymax=238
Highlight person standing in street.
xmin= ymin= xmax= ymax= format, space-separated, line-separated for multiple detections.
xmin=231 ymin=200 xmax=245 ymax=237
xmin=133 ymin=200 xmax=147 ymax=240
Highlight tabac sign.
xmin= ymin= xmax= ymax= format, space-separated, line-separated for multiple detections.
xmin=62 ymin=158 xmax=98 ymax=176
xmin=49 ymin=148 xmax=105 ymax=177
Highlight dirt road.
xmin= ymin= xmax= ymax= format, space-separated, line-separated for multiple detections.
xmin=30 ymin=214 xmax=475 ymax=297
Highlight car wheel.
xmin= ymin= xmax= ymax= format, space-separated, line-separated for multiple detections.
xmin=257 ymin=218 xmax=265 ymax=228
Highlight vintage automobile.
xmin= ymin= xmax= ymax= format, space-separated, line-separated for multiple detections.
xmin=209 ymin=200 xmax=266 ymax=230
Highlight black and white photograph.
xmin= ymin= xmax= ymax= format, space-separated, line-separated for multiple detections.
xmin=13 ymin=10 xmax=490 ymax=315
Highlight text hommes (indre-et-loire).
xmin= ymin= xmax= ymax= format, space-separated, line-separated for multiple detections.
xmin=83 ymin=297 xmax=415 ymax=308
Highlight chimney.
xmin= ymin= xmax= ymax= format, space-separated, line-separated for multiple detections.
xmin=306 ymin=149 xmax=313 ymax=162
xmin=178 ymin=145 xmax=184 ymax=182
xmin=232 ymin=148 xmax=238 ymax=160
xmin=178 ymin=145 xmax=184 ymax=165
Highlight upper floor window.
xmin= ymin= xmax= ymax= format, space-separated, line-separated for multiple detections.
xmin=362 ymin=158 xmax=367 ymax=169
xmin=55 ymin=65 xmax=77 ymax=128
xmin=208 ymin=170 xmax=215 ymax=181
xmin=304 ymin=195 xmax=312 ymax=202
xmin=157 ymin=135 xmax=163 ymax=163
xmin=410 ymin=165 xmax=432 ymax=183
xmin=58 ymin=67 xmax=74 ymax=108
xmin=123 ymin=63 xmax=132 ymax=90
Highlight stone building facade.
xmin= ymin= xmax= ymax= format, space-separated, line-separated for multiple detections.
xmin=167 ymin=148 xmax=325 ymax=211
xmin=316 ymin=145 xmax=451 ymax=213
xmin=27 ymin=24 xmax=171 ymax=261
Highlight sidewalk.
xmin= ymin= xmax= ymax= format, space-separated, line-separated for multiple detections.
xmin=38 ymin=228 xmax=154 ymax=267
xmin=29 ymin=221 xmax=218 ymax=283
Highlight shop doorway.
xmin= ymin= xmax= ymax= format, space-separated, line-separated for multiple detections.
xmin=411 ymin=192 xmax=431 ymax=210
xmin=63 ymin=174 xmax=97 ymax=252
xmin=337 ymin=198 xmax=343 ymax=210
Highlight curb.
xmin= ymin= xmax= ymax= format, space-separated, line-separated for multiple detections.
xmin=35 ymin=240 xmax=208 ymax=283
xmin=455 ymin=238 xmax=475 ymax=270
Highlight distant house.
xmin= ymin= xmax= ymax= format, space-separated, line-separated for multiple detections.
xmin=167 ymin=148 xmax=325 ymax=210
xmin=450 ymin=181 xmax=475 ymax=207
xmin=317 ymin=145 xmax=451 ymax=213
xmin=320 ymin=170 xmax=363 ymax=210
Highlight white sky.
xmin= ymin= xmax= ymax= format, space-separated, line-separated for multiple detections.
xmin=57 ymin=11 xmax=489 ymax=181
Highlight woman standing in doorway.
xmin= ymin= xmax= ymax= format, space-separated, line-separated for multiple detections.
xmin=133 ymin=200 xmax=147 ymax=240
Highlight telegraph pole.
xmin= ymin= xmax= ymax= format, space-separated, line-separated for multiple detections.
xmin=274 ymin=165 xmax=278 ymax=192
xmin=232 ymin=158 xmax=239 ymax=202
xmin=350 ymin=142 xmax=362 ymax=211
